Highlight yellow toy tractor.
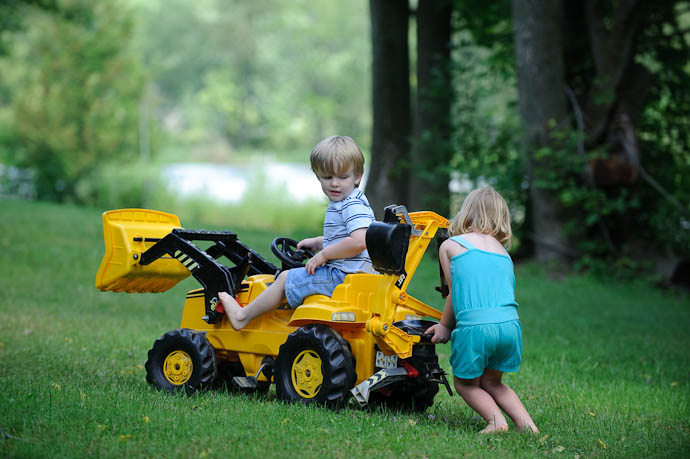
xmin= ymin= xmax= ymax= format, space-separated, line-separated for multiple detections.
xmin=95 ymin=205 xmax=452 ymax=410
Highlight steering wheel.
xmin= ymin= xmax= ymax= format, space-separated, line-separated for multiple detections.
xmin=270 ymin=237 xmax=314 ymax=269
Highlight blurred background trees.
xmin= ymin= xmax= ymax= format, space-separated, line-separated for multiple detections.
xmin=0 ymin=0 xmax=143 ymax=200
xmin=366 ymin=0 xmax=689 ymax=280
xmin=0 ymin=0 xmax=688 ymax=281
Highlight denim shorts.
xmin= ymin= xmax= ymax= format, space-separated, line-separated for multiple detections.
xmin=284 ymin=265 xmax=347 ymax=308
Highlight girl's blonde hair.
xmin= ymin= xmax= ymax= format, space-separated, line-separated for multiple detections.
xmin=449 ymin=187 xmax=512 ymax=248
xmin=310 ymin=135 xmax=365 ymax=180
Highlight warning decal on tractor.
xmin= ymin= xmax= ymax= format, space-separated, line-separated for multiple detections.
xmin=375 ymin=351 xmax=398 ymax=369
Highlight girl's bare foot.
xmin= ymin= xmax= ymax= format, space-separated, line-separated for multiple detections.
xmin=218 ymin=292 xmax=249 ymax=331
xmin=517 ymin=423 xmax=539 ymax=434
xmin=480 ymin=421 xmax=509 ymax=434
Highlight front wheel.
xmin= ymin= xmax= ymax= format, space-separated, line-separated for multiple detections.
xmin=145 ymin=328 xmax=217 ymax=395
xmin=275 ymin=324 xmax=355 ymax=407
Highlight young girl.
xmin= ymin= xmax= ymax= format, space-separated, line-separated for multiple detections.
xmin=425 ymin=187 xmax=539 ymax=434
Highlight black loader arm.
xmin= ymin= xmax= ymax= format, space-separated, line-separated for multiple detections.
xmin=139 ymin=229 xmax=278 ymax=324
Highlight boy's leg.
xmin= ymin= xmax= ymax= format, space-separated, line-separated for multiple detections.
xmin=219 ymin=270 xmax=288 ymax=331
xmin=454 ymin=376 xmax=509 ymax=433
xmin=479 ymin=368 xmax=539 ymax=433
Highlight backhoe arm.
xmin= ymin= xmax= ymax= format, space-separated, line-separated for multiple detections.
xmin=365 ymin=206 xmax=448 ymax=358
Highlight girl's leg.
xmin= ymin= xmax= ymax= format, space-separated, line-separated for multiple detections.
xmin=454 ymin=376 xmax=509 ymax=433
xmin=219 ymin=270 xmax=288 ymax=331
xmin=479 ymin=368 xmax=539 ymax=433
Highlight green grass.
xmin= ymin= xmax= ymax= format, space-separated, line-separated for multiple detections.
xmin=1 ymin=197 xmax=689 ymax=458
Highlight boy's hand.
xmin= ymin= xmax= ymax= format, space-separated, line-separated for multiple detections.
xmin=297 ymin=236 xmax=323 ymax=252
xmin=424 ymin=323 xmax=451 ymax=344
xmin=305 ymin=251 xmax=327 ymax=275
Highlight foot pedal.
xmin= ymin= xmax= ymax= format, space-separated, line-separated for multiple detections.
xmin=231 ymin=358 xmax=273 ymax=391
xmin=231 ymin=376 xmax=258 ymax=390
xmin=350 ymin=367 xmax=409 ymax=407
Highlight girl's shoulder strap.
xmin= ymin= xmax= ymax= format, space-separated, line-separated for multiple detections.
xmin=449 ymin=235 xmax=476 ymax=251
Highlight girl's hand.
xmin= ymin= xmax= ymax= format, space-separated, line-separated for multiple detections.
xmin=305 ymin=251 xmax=327 ymax=275
xmin=424 ymin=323 xmax=451 ymax=344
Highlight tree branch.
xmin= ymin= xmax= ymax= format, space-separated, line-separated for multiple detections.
xmin=584 ymin=0 xmax=643 ymax=144
xmin=565 ymin=86 xmax=591 ymax=184
xmin=585 ymin=0 xmax=607 ymax=71
xmin=566 ymin=84 xmax=615 ymax=251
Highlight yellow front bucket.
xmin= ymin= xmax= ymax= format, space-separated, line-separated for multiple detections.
xmin=95 ymin=209 xmax=190 ymax=293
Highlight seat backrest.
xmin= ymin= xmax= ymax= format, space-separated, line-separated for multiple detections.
xmin=365 ymin=222 xmax=410 ymax=275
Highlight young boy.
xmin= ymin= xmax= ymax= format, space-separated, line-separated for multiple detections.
xmin=219 ymin=135 xmax=375 ymax=331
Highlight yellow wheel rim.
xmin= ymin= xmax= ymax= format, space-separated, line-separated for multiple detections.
xmin=163 ymin=350 xmax=193 ymax=385
xmin=290 ymin=350 xmax=323 ymax=398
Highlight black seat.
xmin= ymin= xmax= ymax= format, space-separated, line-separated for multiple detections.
xmin=366 ymin=222 xmax=410 ymax=275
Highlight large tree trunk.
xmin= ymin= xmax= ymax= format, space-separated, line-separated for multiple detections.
xmin=581 ymin=0 xmax=648 ymax=187
xmin=408 ymin=0 xmax=453 ymax=216
xmin=512 ymin=0 xmax=571 ymax=262
xmin=366 ymin=0 xmax=411 ymax=218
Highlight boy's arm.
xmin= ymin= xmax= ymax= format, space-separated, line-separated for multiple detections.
xmin=297 ymin=236 xmax=323 ymax=252
xmin=304 ymin=228 xmax=367 ymax=275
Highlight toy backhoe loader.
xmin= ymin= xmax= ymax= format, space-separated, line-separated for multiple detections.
xmin=96 ymin=205 xmax=452 ymax=410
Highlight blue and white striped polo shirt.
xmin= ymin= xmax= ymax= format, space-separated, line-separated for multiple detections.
xmin=323 ymin=188 xmax=376 ymax=273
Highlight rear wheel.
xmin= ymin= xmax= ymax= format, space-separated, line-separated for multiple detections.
xmin=371 ymin=382 xmax=439 ymax=412
xmin=370 ymin=343 xmax=440 ymax=412
xmin=145 ymin=328 xmax=217 ymax=395
xmin=275 ymin=324 xmax=355 ymax=406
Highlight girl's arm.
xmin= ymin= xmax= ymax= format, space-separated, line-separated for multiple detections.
xmin=425 ymin=239 xmax=456 ymax=343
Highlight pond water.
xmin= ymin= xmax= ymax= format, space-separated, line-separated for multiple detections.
xmin=163 ymin=162 xmax=326 ymax=203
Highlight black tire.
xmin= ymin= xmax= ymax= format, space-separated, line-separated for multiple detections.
xmin=145 ymin=328 xmax=217 ymax=395
xmin=370 ymin=382 xmax=439 ymax=412
xmin=275 ymin=324 xmax=355 ymax=406
xmin=370 ymin=344 xmax=440 ymax=412
xmin=215 ymin=360 xmax=271 ymax=395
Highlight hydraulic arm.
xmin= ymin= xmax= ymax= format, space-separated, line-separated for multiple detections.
xmin=139 ymin=229 xmax=278 ymax=324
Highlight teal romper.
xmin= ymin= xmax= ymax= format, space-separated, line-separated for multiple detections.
xmin=448 ymin=236 xmax=522 ymax=379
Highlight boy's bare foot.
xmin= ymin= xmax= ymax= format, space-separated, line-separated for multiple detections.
xmin=218 ymin=292 xmax=249 ymax=331
xmin=479 ymin=421 xmax=509 ymax=434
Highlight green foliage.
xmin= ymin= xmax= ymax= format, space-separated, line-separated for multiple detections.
xmin=1 ymin=199 xmax=689 ymax=457
xmin=73 ymin=159 xmax=325 ymax=235
xmin=453 ymin=0 xmax=513 ymax=76
xmin=448 ymin=30 xmax=526 ymax=230
xmin=451 ymin=1 xmax=690 ymax=271
xmin=0 ymin=0 xmax=144 ymax=202
xmin=634 ymin=4 xmax=690 ymax=258
xmin=0 ymin=0 xmax=372 ymax=205
xmin=74 ymin=162 xmax=168 ymax=210
xmin=131 ymin=0 xmax=371 ymax=152
xmin=0 ymin=1 xmax=58 ymax=55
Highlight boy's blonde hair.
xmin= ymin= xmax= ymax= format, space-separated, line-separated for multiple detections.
xmin=310 ymin=135 xmax=365 ymax=181
xmin=449 ymin=187 xmax=512 ymax=248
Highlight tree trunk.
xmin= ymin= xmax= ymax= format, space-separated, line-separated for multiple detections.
xmin=512 ymin=0 xmax=571 ymax=262
xmin=408 ymin=0 xmax=453 ymax=216
xmin=582 ymin=0 xmax=646 ymax=187
xmin=366 ymin=0 xmax=411 ymax=218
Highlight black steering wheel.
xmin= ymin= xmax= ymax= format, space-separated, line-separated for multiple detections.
xmin=270 ymin=237 xmax=314 ymax=270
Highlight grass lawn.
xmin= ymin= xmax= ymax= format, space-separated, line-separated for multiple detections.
xmin=1 ymin=197 xmax=688 ymax=458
